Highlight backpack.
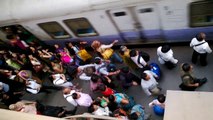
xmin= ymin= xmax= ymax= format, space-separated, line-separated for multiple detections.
xmin=138 ymin=51 xmax=150 ymax=64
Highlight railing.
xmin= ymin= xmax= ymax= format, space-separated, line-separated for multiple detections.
xmin=0 ymin=109 xmax=117 ymax=120
xmin=64 ymin=113 xmax=118 ymax=120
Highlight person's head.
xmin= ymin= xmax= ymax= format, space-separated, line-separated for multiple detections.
xmin=112 ymin=109 xmax=121 ymax=117
xmin=72 ymin=92 xmax=79 ymax=99
xmin=98 ymin=84 xmax=106 ymax=91
xmin=94 ymin=57 xmax=102 ymax=64
xmin=91 ymin=74 xmax=100 ymax=83
xmin=108 ymin=95 xmax=115 ymax=102
xmin=62 ymin=87 xmax=71 ymax=94
xmin=121 ymin=66 xmax=130 ymax=73
xmin=91 ymin=40 xmax=101 ymax=49
xmin=83 ymin=66 xmax=95 ymax=76
xmin=181 ymin=63 xmax=192 ymax=72
xmin=161 ymin=45 xmax=171 ymax=53
xmin=119 ymin=46 xmax=128 ymax=55
xmin=130 ymin=112 xmax=138 ymax=120
xmin=129 ymin=49 xmax=137 ymax=57
xmin=141 ymin=72 xmax=150 ymax=80
xmin=196 ymin=32 xmax=206 ymax=41
xmin=157 ymin=94 xmax=166 ymax=103
xmin=65 ymin=42 xmax=73 ymax=48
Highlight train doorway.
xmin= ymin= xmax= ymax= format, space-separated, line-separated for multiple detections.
xmin=109 ymin=4 xmax=162 ymax=43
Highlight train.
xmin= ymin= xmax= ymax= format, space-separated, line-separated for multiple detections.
xmin=0 ymin=0 xmax=212 ymax=46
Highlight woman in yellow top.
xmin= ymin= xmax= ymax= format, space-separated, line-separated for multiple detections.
xmin=91 ymin=40 xmax=123 ymax=63
xmin=119 ymin=46 xmax=137 ymax=70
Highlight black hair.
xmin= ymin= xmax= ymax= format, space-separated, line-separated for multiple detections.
xmin=119 ymin=49 xmax=125 ymax=55
xmin=129 ymin=50 xmax=137 ymax=57
xmin=72 ymin=93 xmax=78 ymax=99
xmin=91 ymin=74 xmax=100 ymax=83
xmin=141 ymin=73 xmax=147 ymax=79
xmin=88 ymin=104 xmax=95 ymax=113
xmin=130 ymin=112 xmax=138 ymax=120
xmin=108 ymin=95 xmax=115 ymax=102
xmin=157 ymin=94 xmax=166 ymax=103
xmin=98 ymin=84 xmax=106 ymax=91
xmin=94 ymin=57 xmax=101 ymax=64
xmin=182 ymin=63 xmax=191 ymax=72
xmin=93 ymin=98 xmax=101 ymax=106
xmin=161 ymin=45 xmax=171 ymax=53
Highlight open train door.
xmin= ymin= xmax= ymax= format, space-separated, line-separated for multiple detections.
xmin=134 ymin=4 xmax=162 ymax=41
xmin=109 ymin=8 xmax=142 ymax=43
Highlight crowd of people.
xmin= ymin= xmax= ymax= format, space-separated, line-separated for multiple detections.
xmin=0 ymin=28 xmax=212 ymax=120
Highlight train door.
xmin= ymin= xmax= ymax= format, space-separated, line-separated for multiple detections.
xmin=109 ymin=4 xmax=162 ymax=43
xmin=134 ymin=4 xmax=162 ymax=40
xmin=109 ymin=8 xmax=141 ymax=42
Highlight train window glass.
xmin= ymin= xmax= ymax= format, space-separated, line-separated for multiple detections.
xmin=190 ymin=1 xmax=213 ymax=27
xmin=38 ymin=22 xmax=70 ymax=39
xmin=114 ymin=12 xmax=126 ymax=17
xmin=64 ymin=18 xmax=98 ymax=37
xmin=0 ymin=25 xmax=45 ymax=47
xmin=139 ymin=8 xmax=153 ymax=13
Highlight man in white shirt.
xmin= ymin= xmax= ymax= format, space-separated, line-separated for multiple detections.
xmin=157 ymin=45 xmax=178 ymax=69
xmin=130 ymin=49 xmax=150 ymax=72
xmin=63 ymin=87 xmax=77 ymax=107
xmin=51 ymin=73 xmax=73 ymax=87
xmin=94 ymin=57 xmax=120 ymax=76
xmin=190 ymin=32 xmax=212 ymax=66
xmin=77 ymin=64 xmax=95 ymax=81
xmin=25 ymin=79 xmax=41 ymax=94
xmin=141 ymin=70 xmax=160 ymax=96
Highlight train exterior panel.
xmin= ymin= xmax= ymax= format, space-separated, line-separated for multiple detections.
xmin=0 ymin=0 xmax=212 ymax=46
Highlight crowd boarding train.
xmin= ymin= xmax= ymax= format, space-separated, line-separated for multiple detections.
xmin=0 ymin=0 xmax=213 ymax=46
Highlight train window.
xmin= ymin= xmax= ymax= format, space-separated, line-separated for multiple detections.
xmin=139 ymin=8 xmax=153 ymax=13
xmin=114 ymin=12 xmax=126 ymax=17
xmin=38 ymin=22 xmax=71 ymax=39
xmin=0 ymin=25 xmax=45 ymax=47
xmin=190 ymin=1 xmax=213 ymax=27
xmin=64 ymin=18 xmax=98 ymax=37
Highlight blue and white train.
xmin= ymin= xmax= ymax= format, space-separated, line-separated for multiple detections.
xmin=0 ymin=0 xmax=212 ymax=46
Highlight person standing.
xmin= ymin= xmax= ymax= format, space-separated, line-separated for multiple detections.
xmin=157 ymin=45 xmax=178 ymax=69
xmin=190 ymin=32 xmax=212 ymax=66
xmin=141 ymin=70 xmax=160 ymax=96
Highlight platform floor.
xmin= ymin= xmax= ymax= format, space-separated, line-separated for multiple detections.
xmin=20 ymin=44 xmax=213 ymax=120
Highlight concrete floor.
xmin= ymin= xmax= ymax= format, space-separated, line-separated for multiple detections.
xmin=21 ymin=44 xmax=213 ymax=120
